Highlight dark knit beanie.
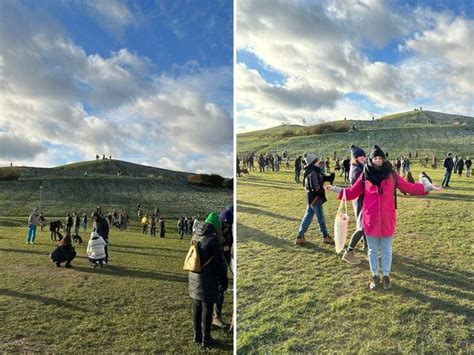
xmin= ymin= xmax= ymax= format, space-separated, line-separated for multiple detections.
xmin=350 ymin=145 xmax=366 ymax=159
xmin=369 ymin=145 xmax=385 ymax=159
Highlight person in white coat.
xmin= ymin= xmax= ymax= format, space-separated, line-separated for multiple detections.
xmin=87 ymin=231 xmax=107 ymax=268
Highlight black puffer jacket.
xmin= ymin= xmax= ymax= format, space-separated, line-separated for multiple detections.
xmin=95 ymin=216 xmax=109 ymax=240
xmin=188 ymin=223 xmax=228 ymax=303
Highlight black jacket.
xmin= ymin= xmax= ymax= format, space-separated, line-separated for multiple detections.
xmin=188 ymin=224 xmax=228 ymax=303
xmin=95 ymin=216 xmax=109 ymax=240
xmin=444 ymin=157 xmax=454 ymax=171
xmin=303 ymin=165 xmax=327 ymax=206
xmin=50 ymin=244 xmax=76 ymax=262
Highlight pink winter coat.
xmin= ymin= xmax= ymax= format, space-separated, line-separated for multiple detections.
xmin=338 ymin=172 xmax=427 ymax=237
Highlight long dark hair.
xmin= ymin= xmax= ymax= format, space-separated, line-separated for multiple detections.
xmin=59 ymin=233 xmax=72 ymax=246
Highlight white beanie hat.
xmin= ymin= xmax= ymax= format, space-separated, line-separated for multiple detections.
xmin=304 ymin=153 xmax=318 ymax=166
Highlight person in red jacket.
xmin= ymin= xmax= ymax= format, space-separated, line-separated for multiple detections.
xmin=326 ymin=145 xmax=441 ymax=290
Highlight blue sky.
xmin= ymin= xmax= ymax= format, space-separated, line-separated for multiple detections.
xmin=0 ymin=0 xmax=233 ymax=176
xmin=236 ymin=0 xmax=474 ymax=132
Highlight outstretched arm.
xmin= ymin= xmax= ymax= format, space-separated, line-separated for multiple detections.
xmin=397 ymin=172 xmax=441 ymax=195
xmin=325 ymin=174 xmax=364 ymax=201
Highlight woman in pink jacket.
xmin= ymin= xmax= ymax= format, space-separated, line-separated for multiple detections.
xmin=326 ymin=145 xmax=441 ymax=290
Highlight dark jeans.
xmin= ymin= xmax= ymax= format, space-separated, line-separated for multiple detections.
xmin=294 ymin=169 xmax=300 ymax=182
xmin=442 ymin=169 xmax=452 ymax=186
xmin=348 ymin=230 xmax=367 ymax=251
xmin=56 ymin=251 xmax=76 ymax=266
xmin=50 ymin=231 xmax=57 ymax=241
xmin=193 ymin=300 xmax=214 ymax=342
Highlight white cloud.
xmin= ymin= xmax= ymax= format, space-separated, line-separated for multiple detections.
xmin=0 ymin=1 xmax=233 ymax=176
xmin=85 ymin=0 xmax=135 ymax=33
xmin=236 ymin=0 xmax=473 ymax=132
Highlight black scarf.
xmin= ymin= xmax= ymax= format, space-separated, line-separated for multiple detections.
xmin=303 ymin=164 xmax=321 ymax=181
xmin=363 ymin=159 xmax=392 ymax=187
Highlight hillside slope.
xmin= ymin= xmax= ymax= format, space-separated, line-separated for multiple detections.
xmin=0 ymin=160 xmax=232 ymax=217
xmin=237 ymin=110 xmax=474 ymax=158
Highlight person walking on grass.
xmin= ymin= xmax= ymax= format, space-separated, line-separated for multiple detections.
xmin=326 ymin=145 xmax=441 ymax=290
xmin=466 ymin=157 xmax=472 ymax=177
xmin=149 ymin=214 xmax=156 ymax=237
xmin=188 ymin=212 xmax=228 ymax=347
xmin=178 ymin=217 xmax=186 ymax=239
xmin=442 ymin=153 xmax=454 ymax=187
xmin=26 ymin=208 xmax=42 ymax=244
xmin=50 ymin=233 xmax=76 ymax=268
xmin=73 ymin=212 xmax=81 ymax=236
xmin=87 ymin=231 xmax=107 ymax=268
xmin=341 ymin=145 xmax=368 ymax=265
xmin=295 ymin=154 xmax=335 ymax=246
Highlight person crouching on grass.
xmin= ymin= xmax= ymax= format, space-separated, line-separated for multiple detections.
xmin=325 ymin=145 xmax=441 ymax=290
xmin=50 ymin=233 xmax=76 ymax=268
xmin=87 ymin=231 xmax=107 ymax=268
xmin=295 ymin=154 xmax=335 ymax=245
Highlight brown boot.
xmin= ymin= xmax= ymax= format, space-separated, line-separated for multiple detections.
xmin=322 ymin=235 xmax=335 ymax=245
xmin=342 ymin=250 xmax=361 ymax=265
xmin=295 ymin=236 xmax=307 ymax=245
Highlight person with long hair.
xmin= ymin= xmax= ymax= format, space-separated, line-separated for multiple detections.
xmin=326 ymin=145 xmax=441 ymax=290
xmin=50 ymin=233 xmax=76 ymax=268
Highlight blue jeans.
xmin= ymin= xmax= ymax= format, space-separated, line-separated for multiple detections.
xmin=366 ymin=236 xmax=393 ymax=276
xmin=442 ymin=169 xmax=452 ymax=186
xmin=26 ymin=224 xmax=37 ymax=243
xmin=298 ymin=203 xmax=328 ymax=238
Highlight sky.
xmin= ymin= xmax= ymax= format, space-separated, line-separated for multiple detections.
xmin=236 ymin=0 xmax=474 ymax=133
xmin=0 ymin=0 xmax=233 ymax=177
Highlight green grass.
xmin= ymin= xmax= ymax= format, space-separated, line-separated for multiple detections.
xmin=0 ymin=221 xmax=233 ymax=353
xmin=236 ymin=164 xmax=473 ymax=353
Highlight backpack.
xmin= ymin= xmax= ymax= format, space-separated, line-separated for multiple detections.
xmin=361 ymin=170 xmax=399 ymax=209
xmin=183 ymin=236 xmax=214 ymax=272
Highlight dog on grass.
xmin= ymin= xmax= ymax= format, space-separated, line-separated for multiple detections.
xmin=240 ymin=168 xmax=250 ymax=175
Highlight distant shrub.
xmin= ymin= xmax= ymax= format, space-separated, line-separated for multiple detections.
xmin=280 ymin=129 xmax=295 ymax=138
xmin=304 ymin=123 xmax=350 ymax=135
xmin=187 ymin=174 xmax=225 ymax=187
xmin=0 ymin=169 xmax=21 ymax=181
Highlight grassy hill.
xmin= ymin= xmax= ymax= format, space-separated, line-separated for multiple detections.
xmin=237 ymin=110 xmax=474 ymax=158
xmin=0 ymin=160 xmax=232 ymax=218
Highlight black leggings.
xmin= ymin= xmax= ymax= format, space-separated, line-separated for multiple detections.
xmin=193 ymin=300 xmax=214 ymax=341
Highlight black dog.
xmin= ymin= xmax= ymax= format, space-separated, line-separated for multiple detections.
xmin=322 ymin=173 xmax=335 ymax=185
xmin=73 ymin=234 xmax=83 ymax=244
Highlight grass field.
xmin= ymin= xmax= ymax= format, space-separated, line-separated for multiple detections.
xmin=0 ymin=220 xmax=233 ymax=353
xmin=236 ymin=164 xmax=473 ymax=353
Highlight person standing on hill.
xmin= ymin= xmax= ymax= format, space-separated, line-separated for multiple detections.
xmin=453 ymin=155 xmax=459 ymax=174
xmin=92 ymin=211 xmax=109 ymax=264
xmin=295 ymin=154 xmax=335 ymax=246
xmin=325 ymin=157 xmax=330 ymax=173
xmin=326 ymin=145 xmax=441 ymax=290
xmin=274 ymin=154 xmax=280 ymax=172
xmin=26 ymin=208 xmax=42 ymax=244
xmin=178 ymin=217 xmax=186 ymax=238
xmin=395 ymin=158 xmax=401 ymax=173
xmin=341 ymin=145 xmax=368 ymax=265
xmin=258 ymin=154 xmax=265 ymax=172
xmin=442 ymin=153 xmax=454 ymax=187
xmin=294 ymin=155 xmax=302 ymax=183
xmin=455 ymin=157 xmax=464 ymax=177
xmin=465 ymin=157 xmax=472 ymax=177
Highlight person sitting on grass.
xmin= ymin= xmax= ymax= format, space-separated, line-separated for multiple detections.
xmin=188 ymin=212 xmax=228 ymax=348
xmin=87 ymin=231 xmax=107 ymax=268
xmin=295 ymin=154 xmax=335 ymax=246
xmin=50 ymin=233 xmax=76 ymax=268
xmin=325 ymin=145 xmax=441 ymax=290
